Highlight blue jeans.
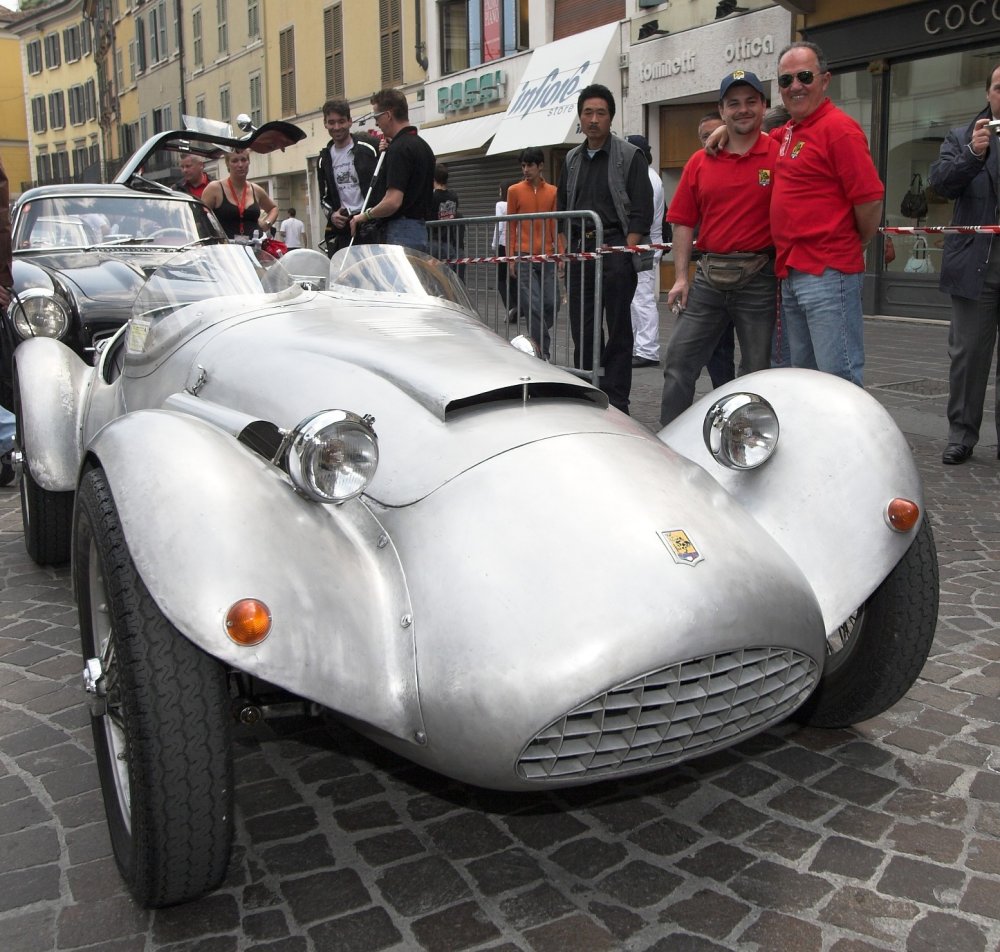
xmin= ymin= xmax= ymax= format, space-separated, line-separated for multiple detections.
xmin=0 ymin=405 xmax=14 ymax=456
xmin=517 ymin=262 xmax=558 ymax=359
xmin=386 ymin=218 xmax=428 ymax=254
xmin=780 ymin=268 xmax=864 ymax=385
xmin=659 ymin=267 xmax=777 ymax=426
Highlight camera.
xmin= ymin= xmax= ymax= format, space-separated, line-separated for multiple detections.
xmin=988 ymin=119 xmax=1000 ymax=136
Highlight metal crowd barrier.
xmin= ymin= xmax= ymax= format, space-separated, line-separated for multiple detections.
xmin=427 ymin=210 xmax=604 ymax=388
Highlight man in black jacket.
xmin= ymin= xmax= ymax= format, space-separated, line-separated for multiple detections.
xmin=929 ymin=63 xmax=1000 ymax=465
xmin=317 ymin=98 xmax=380 ymax=257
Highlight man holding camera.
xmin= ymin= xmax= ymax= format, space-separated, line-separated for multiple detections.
xmin=317 ymin=98 xmax=380 ymax=258
xmin=929 ymin=63 xmax=1000 ymax=465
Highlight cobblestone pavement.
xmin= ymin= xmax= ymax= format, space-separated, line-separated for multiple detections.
xmin=2 ymin=314 xmax=1000 ymax=952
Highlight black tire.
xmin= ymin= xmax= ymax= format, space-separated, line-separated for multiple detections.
xmin=75 ymin=466 xmax=233 ymax=908
xmin=14 ymin=376 xmax=73 ymax=564
xmin=796 ymin=517 xmax=939 ymax=728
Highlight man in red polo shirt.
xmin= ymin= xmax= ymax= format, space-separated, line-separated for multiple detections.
xmin=174 ymin=154 xmax=212 ymax=200
xmin=659 ymin=69 xmax=778 ymax=426
xmin=770 ymin=41 xmax=884 ymax=386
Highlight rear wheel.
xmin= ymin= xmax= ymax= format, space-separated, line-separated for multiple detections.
xmin=14 ymin=377 xmax=73 ymax=564
xmin=76 ymin=465 xmax=233 ymax=908
xmin=796 ymin=517 xmax=939 ymax=728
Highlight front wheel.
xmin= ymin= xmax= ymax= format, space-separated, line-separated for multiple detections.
xmin=75 ymin=465 xmax=233 ymax=908
xmin=15 ymin=377 xmax=73 ymax=564
xmin=796 ymin=517 xmax=939 ymax=728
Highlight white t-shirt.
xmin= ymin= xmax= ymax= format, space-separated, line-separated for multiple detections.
xmin=280 ymin=216 xmax=305 ymax=248
xmin=331 ymin=141 xmax=363 ymax=212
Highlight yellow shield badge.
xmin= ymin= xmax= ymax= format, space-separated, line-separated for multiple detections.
xmin=659 ymin=530 xmax=704 ymax=567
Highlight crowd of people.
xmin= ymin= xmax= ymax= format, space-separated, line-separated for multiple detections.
xmin=156 ymin=52 xmax=1000 ymax=459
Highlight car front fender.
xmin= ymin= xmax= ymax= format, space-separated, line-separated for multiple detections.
xmin=658 ymin=368 xmax=926 ymax=635
xmin=85 ymin=409 xmax=424 ymax=745
xmin=15 ymin=336 xmax=90 ymax=490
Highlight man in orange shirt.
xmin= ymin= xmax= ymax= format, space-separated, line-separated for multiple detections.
xmin=507 ymin=147 xmax=562 ymax=360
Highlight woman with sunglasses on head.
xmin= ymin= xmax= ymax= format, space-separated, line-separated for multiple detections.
xmin=202 ymin=148 xmax=278 ymax=240
xmin=767 ymin=41 xmax=884 ymax=389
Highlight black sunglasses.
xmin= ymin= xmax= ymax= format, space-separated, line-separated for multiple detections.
xmin=778 ymin=70 xmax=817 ymax=88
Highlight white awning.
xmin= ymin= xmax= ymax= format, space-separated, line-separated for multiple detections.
xmin=419 ymin=113 xmax=505 ymax=159
xmin=487 ymin=23 xmax=620 ymax=157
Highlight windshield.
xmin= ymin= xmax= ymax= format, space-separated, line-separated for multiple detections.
xmin=330 ymin=244 xmax=473 ymax=312
xmin=14 ymin=194 xmax=224 ymax=251
xmin=126 ymin=244 xmax=303 ymax=361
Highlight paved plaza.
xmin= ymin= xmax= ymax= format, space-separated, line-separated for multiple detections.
xmin=1 ymin=312 xmax=999 ymax=952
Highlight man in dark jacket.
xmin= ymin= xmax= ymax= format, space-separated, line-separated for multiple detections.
xmin=317 ymin=98 xmax=380 ymax=258
xmin=929 ymin=63 xmax=1000 ymax=465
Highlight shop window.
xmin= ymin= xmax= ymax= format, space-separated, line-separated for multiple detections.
xmin=881 ymin=49 xmax=1000 ymax=278
xmin=439 ymin=0 xmax=528 ymax=76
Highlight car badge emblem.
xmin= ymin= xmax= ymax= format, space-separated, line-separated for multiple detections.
xmin=659 ymin=530 xmax=703 ymax=567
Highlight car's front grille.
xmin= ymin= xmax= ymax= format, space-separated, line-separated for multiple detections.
xmin=516 ymin=647 xmax=818 ymax=781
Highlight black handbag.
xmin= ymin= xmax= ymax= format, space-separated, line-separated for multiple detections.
xmin=900 ymin=174 xmax=928 ymax=220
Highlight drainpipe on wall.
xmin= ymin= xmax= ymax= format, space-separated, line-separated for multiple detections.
xmin=415 ymin=0 xmax=428 ymax=71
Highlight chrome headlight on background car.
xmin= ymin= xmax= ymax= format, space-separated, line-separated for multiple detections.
xmin=703 ymin=392 xmax=779 ymax=470
xmin=286 ymin=410 xmax=379 ymax=503
xmin=8 ymin=288 xmax=72 ymax=340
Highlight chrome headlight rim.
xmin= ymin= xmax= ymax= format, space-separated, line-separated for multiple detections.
xmin=8 ymin=287 xmax=72 ymax=340
xmin=702 ymin=391 xmax=779 ymax=470
xmin=286 ymin=409 xmax=379 ymax=504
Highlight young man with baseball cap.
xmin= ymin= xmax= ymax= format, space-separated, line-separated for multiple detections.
xmin=659 ymin=70 xmax=779 ymax=426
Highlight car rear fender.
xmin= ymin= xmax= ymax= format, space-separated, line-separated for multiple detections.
xmin=657 ymin=367 xmax=925 ymax=635
xmin=14 ymin=337 xmax=90 ymax=490
xmin=84 ymin=409 xmax=424 ymax=745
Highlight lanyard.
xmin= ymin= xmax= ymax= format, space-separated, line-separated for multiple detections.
xmin=228 ymin=178 xmax=252 ymax=233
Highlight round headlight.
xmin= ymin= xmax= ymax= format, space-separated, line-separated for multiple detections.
xmin=286 ymin=410 xmax=378 ymax=503
xmin=703 ymin=392 xmax=779 ymax=470
xmin=9 ymin=289 xmax=71 ymax=340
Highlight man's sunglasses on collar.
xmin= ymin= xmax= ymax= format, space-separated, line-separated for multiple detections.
xmin=778 ymin=70 xmax=817 ymax=88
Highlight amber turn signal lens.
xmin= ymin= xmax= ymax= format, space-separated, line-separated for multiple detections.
xmin=225 ymin=598 xmax=272 ymax=645
xmin=886 ymin=498 xmax=920 ymax=533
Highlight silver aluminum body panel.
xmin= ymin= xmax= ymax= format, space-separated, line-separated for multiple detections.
xmin=11 ymin=247 xmax=931 ymax=788
xmin=658 ymin=368 xmax=924 ymax=636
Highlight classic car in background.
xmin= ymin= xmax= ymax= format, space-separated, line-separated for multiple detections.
xmin=0 ymin=118 xmax=305 ymax=410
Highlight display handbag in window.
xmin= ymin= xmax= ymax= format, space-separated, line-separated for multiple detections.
xmin=900 ymin=174 xmax=929 ymax=220
xmin=904 ymin=235 xmax=934 ymax=274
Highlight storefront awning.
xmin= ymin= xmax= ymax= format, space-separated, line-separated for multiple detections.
xmin=486 ymin=23 xmax=620 ymax=157
xmin=419 ymin=113 xmax=505 ymax=159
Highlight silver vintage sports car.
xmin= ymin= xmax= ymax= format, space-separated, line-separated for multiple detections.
xmin=12 ymin=164 xmax=937 ymax=909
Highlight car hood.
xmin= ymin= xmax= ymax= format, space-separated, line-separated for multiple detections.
xmin=14 ymin=251 xmax=175 ymax=306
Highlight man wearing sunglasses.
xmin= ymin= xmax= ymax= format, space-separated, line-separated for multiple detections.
xmin=350 ymin=88 xmax=435 ymax=253
xmin=769 ymin=41 xmax=884 ymax=387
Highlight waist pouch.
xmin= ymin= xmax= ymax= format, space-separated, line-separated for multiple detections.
xmin=697 ymin=252 xmax=771 ymax=291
